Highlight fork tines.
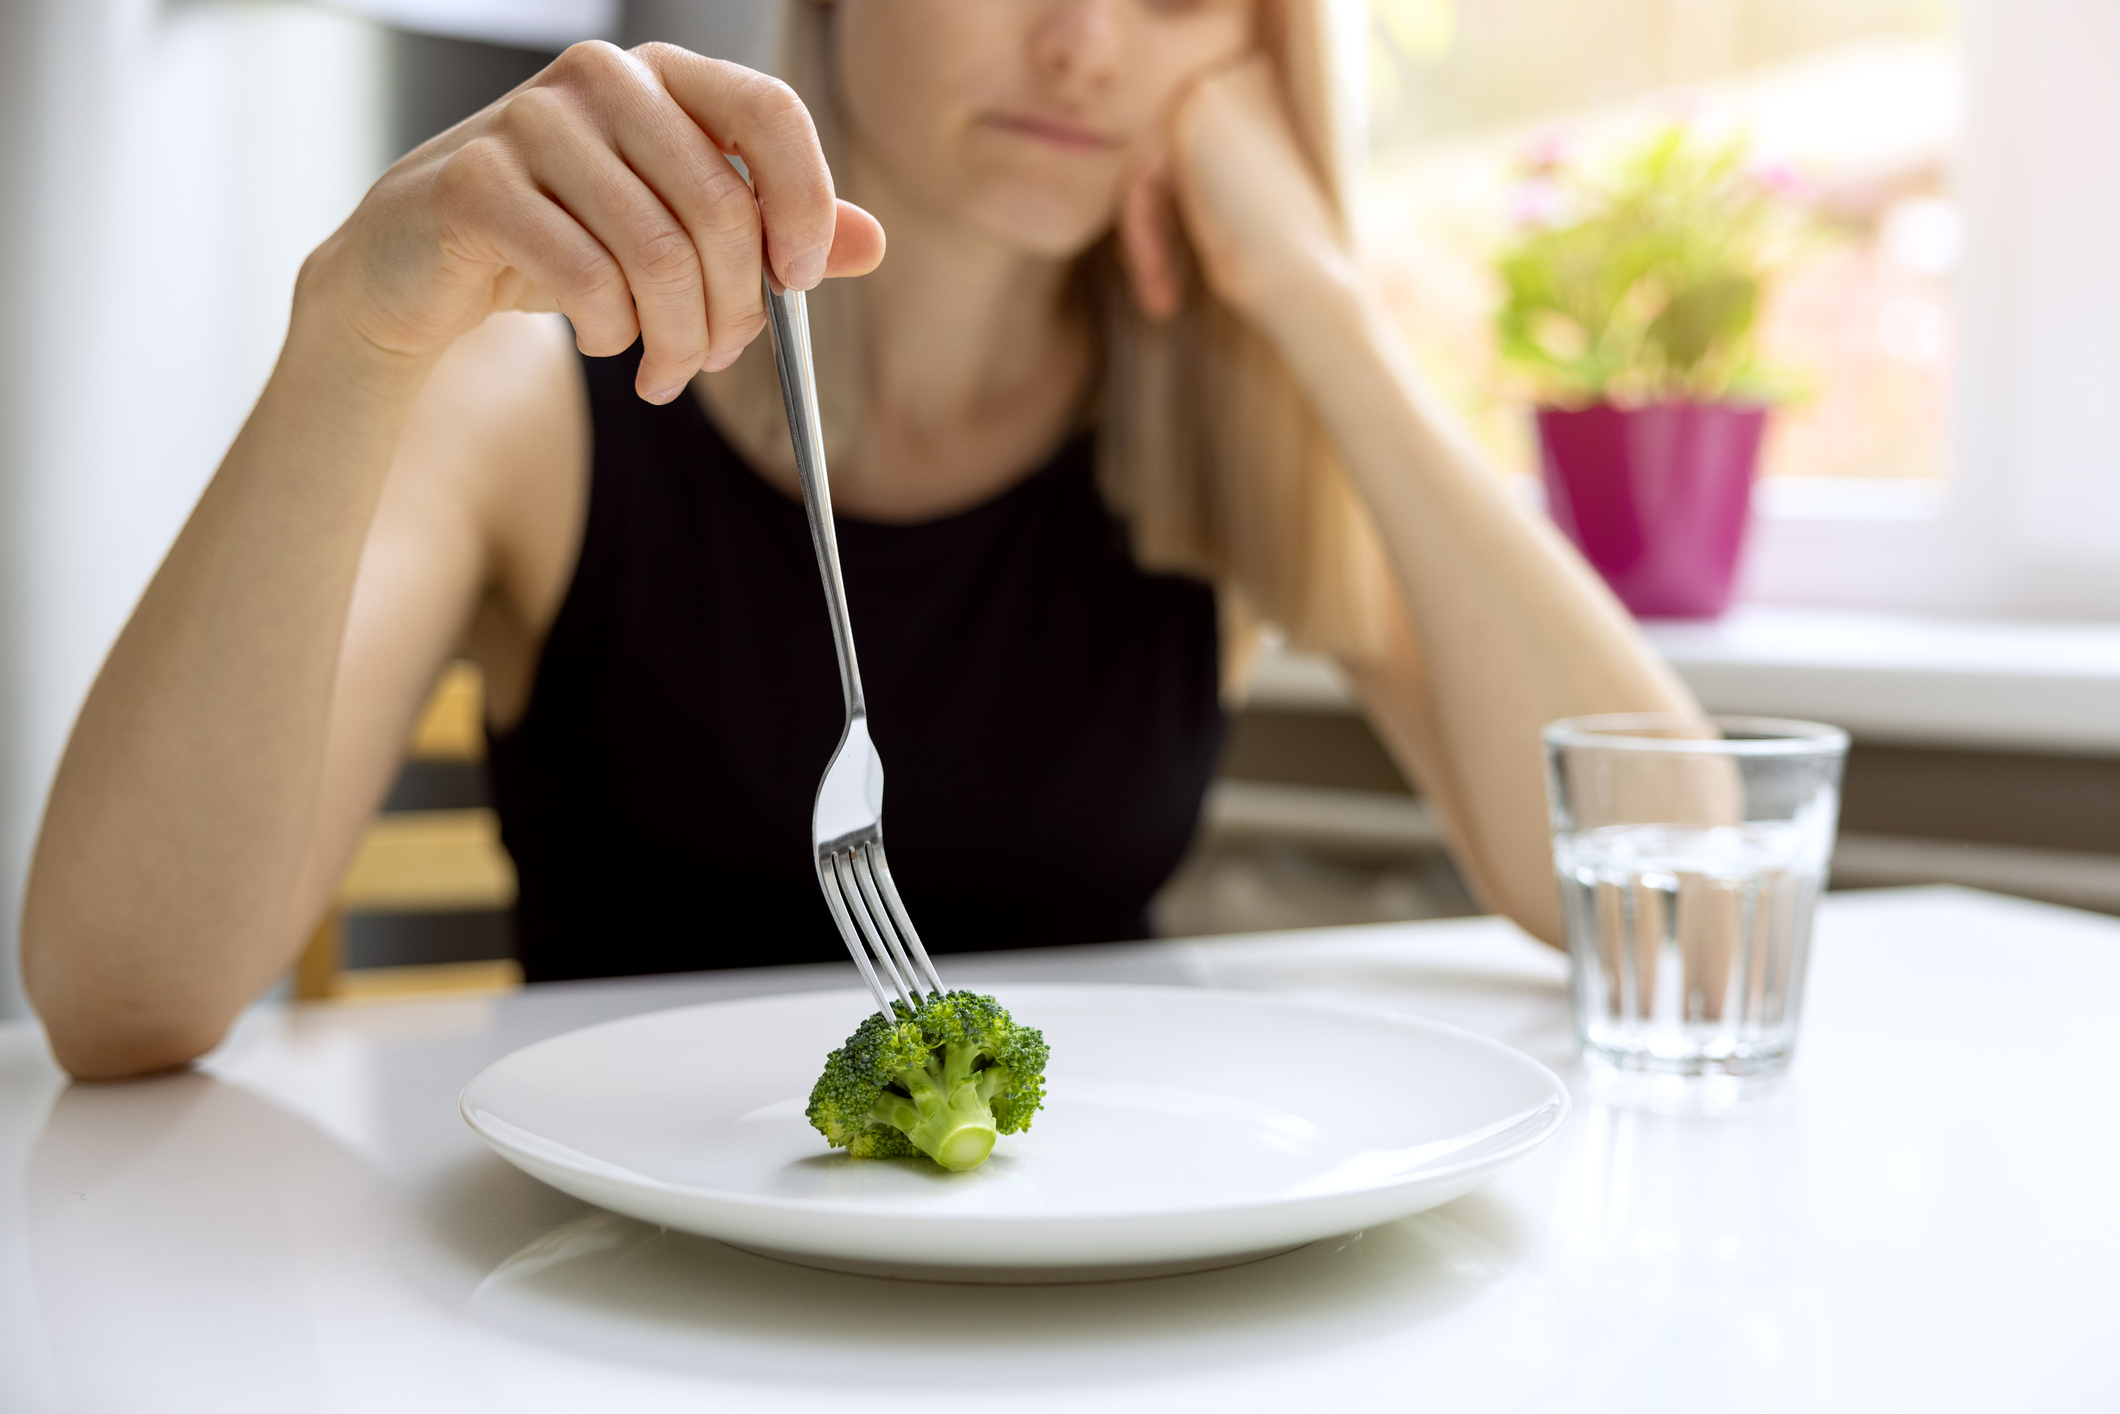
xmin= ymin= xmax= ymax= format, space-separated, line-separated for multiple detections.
xmin=818 ymin=837 xmax=944 ymax=1019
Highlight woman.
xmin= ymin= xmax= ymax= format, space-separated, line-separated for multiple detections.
xmin=23 ymin=0 xmax=1693 ymax=1078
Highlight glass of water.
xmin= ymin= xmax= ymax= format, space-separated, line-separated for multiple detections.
xmin=1543 ymin=715 xmax=1848 ymax=1081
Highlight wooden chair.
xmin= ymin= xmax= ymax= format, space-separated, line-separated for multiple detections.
xmin=293 ymin=662 xmax=521 ymax=1002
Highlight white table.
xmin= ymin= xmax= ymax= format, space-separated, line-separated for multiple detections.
xmin=2 ymin=886 xmax=2115 ymax=1412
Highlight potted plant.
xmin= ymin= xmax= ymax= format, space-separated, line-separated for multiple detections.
xmin=1495 ymin=124 xmax=1803 ymax=618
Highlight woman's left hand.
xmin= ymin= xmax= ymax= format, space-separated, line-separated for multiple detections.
xmin=1119 ymin=57 xmax=1350 ymax=327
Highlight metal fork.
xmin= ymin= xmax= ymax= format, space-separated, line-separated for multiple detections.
xmin=762 ymin=278 xmax=945 ymax=1021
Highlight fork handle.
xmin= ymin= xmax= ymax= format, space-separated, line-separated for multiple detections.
xmin=764 ymin=278 xmax=866 ymax=720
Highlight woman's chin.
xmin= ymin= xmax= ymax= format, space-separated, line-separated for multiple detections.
xmin=962 ymin=189 xmax=1117 ymax=263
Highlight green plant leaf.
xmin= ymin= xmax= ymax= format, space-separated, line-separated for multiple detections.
xmin=1491 ymin=121 xmax=1807 ymax=405
xmin=1648 ymin=272 xmax=1756 ymax=375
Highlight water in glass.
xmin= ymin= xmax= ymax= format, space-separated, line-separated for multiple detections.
xmin=1558 ymin=822 xmax=1823 ymax=1076
xmin=1544 ymin=715 xmax=1847 ymax=1083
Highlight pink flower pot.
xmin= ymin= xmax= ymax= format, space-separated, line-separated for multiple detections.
xmin=1536 ymin=401 xmax=1767 ymax=619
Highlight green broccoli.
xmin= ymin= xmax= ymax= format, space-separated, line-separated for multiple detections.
xmin=806 ymin=990 xmax=1049 ymax=1173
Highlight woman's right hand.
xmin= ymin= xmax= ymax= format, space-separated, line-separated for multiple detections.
xmin=306 ymin=42 xmax=885 ymax=404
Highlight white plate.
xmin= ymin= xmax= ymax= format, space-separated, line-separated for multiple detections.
xmin=461 ymin=984 xmax=1568 ymax=1282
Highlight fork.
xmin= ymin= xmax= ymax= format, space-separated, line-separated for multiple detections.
xmin=762 ymin=277 xmax=946 ymax=1021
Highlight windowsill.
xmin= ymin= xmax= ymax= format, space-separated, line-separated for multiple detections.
xmin=1642 ymin=607 xmax=2120 ymax=753
xmin=1248 ymin=605 xmax=2120 ymax=755
xmin=1751 ymin=476 xmax=1947 ymax=521
xmin=1506 ymin=475 xmax=1950 ymax=523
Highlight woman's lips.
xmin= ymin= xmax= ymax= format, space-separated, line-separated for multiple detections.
xmin=979 ymin=112 xmax=1118 ymax=153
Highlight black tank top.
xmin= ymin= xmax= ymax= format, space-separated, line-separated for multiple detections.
xmin=487 ymin=347 xmax=1225 ymax=982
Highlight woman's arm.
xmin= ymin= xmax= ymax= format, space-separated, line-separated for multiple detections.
xmin=1287 ymin=288 xmax=1693 ymax=945
xmin=23 ymin=43 xmax=878 ymax=1077
xmin=19 ymin=313 xmax=587 ymax=1080
xmin=280 ymin=314 xmax=590 ymax=992
xmin=1159 ymin=63 xmax=1698 ymax=944
xmin=21 ymin=317 xmax=445 ymax=1077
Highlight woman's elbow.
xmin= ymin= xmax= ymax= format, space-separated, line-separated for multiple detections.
xmin=21 ymin=922 xmax=230 ymax=1081
xmin=42 ymin=1017 xmax=223 ymax=1082
xmin=33 ymin=1000 xmax=227 ymax=1081
xmin=1448 ymin=844 xmax=1564 ymax=950
xmin=1506 ymin=898 xmax=1565 ymax=952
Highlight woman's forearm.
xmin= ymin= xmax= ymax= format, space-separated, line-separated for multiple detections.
xmin=1258 ymin=258 xmax=1696 ymax=940
xmin=22 ymin=288 xmax=437 ymax=1077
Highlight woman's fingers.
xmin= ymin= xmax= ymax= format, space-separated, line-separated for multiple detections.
xmin=825 ymin=199 xmax=887 ymax=279
xmin=397 ymin=42 xmax=886 ymax=398
xmin=429 ymin=137 xmax=642 ymax=359
xmin=638 ymin=45 xmax=840 ymax=294
xmin=600 ymin=54 xmax=886 ymax=376
xmin=502 ymin=78 xmax=715 ymax=399
xmin=592 ymin=49 xmax=773 ymax=375
xmin=523 ymin=44 xmax=882 ymax=397
xmin=1119 ymin=153 xmax=1182 ymax=320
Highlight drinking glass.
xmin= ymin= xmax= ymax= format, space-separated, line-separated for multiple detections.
xmin=1543 ymin=715 xmax=1848 ymax=1081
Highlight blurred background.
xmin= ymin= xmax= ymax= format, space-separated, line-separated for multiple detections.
xmin=1 ymin=0 xmax=2115 ymax=1017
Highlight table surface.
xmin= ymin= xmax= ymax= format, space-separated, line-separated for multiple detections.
xmin=3 ymin=886 xmax=2115 ymax=1413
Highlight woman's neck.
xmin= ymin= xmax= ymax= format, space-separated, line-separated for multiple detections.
xmin=825 ymin=150 xmax=1093 ymax=522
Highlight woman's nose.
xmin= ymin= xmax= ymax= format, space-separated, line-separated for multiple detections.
xmin=1028 ymin=0 xmax=1124 ymax=92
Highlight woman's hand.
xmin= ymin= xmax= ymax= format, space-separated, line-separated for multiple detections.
xmin=308 ymin=42 xmax=886 ymax=403
xmin=1118 ymin=57 xmax=1348 ymax=328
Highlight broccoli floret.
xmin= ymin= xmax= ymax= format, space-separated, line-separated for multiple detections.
xmin=806 ymin=990 xmax=1048 ymax=1172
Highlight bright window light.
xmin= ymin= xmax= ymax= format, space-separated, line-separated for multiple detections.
xmin=1360 ymin=0 xmax=1961 ymax=486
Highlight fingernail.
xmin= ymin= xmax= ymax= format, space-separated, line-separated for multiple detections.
xmin=649 ymin=382 xmax=687 ymax=405
xmin=786 ymin=245 xmax=827 ymax=291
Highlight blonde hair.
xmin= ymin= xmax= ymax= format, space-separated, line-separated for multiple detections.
xmin=723 ymin=0 xmax=1391 ymax=682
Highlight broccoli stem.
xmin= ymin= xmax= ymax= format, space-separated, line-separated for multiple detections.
xmin=869 ymin=1042 xmax=1000 ymax=1172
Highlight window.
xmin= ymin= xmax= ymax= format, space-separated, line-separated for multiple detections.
xmin=1363 ymin=0 xmax=1959 ymax=486
xmin=1357 ymin=0 xmax=2120 ymax=619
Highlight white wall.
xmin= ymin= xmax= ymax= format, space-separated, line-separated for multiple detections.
xmin=0 ymin=1 xmax=390 ymax=1022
